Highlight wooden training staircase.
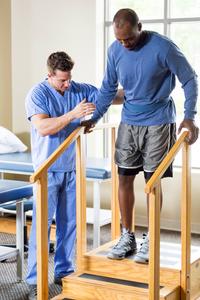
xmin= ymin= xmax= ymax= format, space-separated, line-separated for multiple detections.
xmin=30 ymin=125 xmax=200 ymax=300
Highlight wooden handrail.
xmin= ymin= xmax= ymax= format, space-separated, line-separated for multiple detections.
xmin=29 ymin=122 xmax=119 ymax=300
xmin=75 ymin=123 xmax=120 ymax=269
xmin=145 ymin=131 xmax=189 ymax=193
xmin=30 ymin=123 xmax=118 ymax=183
xmin=145 ymin=130 xmax=191 ymax=300
xmin=92 ymin=123 xmax=118 ymax=130
xmin=30 ymin=121 xmax=192 ymax=300
xmin=29 ymin=126 xmax=84 ymax=300
xmin=30 ymin=127 xmax=84 ymax=182
xmin=84 ymin=122 xmax=120 ymax=239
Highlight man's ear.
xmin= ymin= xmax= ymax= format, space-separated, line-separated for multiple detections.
xmin=138 ymin=22 xmax=142 ymax=31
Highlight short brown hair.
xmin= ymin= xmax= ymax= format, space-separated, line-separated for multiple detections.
xmin=47 ymin=51 xmax=74 ymax=74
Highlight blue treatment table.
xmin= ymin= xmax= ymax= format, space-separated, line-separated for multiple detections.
xmin=0 ymin=179 xmax=33 ymax=280
xmin=0 ymin=152 xmax=111 ymax=248
xmin=0 ymin=152 xmax=111 ymax=179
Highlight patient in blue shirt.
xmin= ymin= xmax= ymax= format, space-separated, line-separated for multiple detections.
xmin=87 ymin=8 xmax=199 ymax=264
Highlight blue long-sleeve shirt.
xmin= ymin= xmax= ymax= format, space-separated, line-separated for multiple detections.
xmin=92 ymin=31 xmax=198 ymax=126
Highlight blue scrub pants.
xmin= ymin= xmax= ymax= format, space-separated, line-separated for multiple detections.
xmin=26 ymin=171 xmax=76 ymax=285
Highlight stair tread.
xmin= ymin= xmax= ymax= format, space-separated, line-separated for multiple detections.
xmin=63 ymin=271 xmax=178 ymax=293
xmin=60 ymin=271 xmax=180 ymax=300
xmin=87 ymin=239 xmax=200 ymax=270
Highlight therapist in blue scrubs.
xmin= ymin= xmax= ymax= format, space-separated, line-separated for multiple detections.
xmin=25 ymin=51 xmax=96 ymax=300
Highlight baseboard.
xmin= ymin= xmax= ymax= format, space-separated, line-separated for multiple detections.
xmin=135 ymin=215 xmax=200 ymax=234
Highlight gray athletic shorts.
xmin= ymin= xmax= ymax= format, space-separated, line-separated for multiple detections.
xmin=115 ymin=123 xmax=176 ymax=180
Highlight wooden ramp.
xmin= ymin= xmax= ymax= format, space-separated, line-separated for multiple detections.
xmin=52 ymin=240 xmax=200 ymax=300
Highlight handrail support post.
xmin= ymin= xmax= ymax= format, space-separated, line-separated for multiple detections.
xmin=148 ymin=181 xmax=161 ymax=300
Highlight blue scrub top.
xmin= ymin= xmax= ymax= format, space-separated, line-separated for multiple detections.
xmin=25 ymin=80 xmax=97 ymax=171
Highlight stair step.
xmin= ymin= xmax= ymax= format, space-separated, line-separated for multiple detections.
xmin=87 ymin=239 xmax=200 ymax=270
xmin=80 ymin=239 xmax=200 ymax=287
xmin=53 ymin=271 xmax=180 ymax=300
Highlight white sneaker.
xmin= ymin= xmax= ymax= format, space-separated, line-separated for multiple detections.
xmin=134 ymin=233 xmax=149 ymax=264
xmin=107 ymin=228 xmax=137 ymax=260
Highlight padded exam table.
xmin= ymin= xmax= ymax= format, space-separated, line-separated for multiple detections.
xmin=0 ymin=152 xmax=111 ymax=248
xmin=0 ymin=179 xmax=33 ymax=280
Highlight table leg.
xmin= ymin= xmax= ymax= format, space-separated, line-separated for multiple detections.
xmin=93 ymin=181 xmax=101 ymax=248
xmin=16 ymin=200 xmax=24 ymax=281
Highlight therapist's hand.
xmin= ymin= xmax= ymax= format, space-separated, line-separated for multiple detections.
xmin=178 ymin=119 xmax=199 ymax=145
xmin=71 ymin=99 xmax=95 ymax=120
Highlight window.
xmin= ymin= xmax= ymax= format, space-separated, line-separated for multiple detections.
xmin=103 ymin=0 xmax=200 ymax=168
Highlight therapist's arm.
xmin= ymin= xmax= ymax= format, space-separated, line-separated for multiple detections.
xmin=31 ymin=99 xmax=95 ymax=136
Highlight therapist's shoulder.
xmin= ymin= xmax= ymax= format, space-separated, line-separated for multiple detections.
xmin=70 ymin=81 xmax=98 ymax=94
xmin=26 ymin=80 xmax=50 ymax=100
xmin=25 ymin=80 xmax=50 ymax=107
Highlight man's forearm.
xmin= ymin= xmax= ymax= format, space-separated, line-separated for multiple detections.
xmin=32 ymin=112 xmax=74 ymax=136
xmin=183 ymin=75 xmax=198 ymax=120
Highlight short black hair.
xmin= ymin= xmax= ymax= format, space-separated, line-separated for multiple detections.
xmin=47 ymin=51 xmax=74 ymax=74
xmin=113 ymin=8 xmax=139 ymax=28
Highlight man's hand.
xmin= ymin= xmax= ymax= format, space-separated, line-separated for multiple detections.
xmin=71 ymin=99 xmax=95 ymax=120
xmin=178 ymin=119 xmax=199 ymax=145
xmin=80 ymin=119 xmax=96 ymax=134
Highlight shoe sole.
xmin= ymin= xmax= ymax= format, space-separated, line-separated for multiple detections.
xmin=134 ymin=257 xmax=149 ymax=264
xmin=107 ymin=248 xmax=137 ymax=260
xmin=54 ymin=279 xmax=62 ymax=285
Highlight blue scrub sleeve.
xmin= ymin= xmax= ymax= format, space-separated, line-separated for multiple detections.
xmin=25 ymin=87 xmax=50 ymax=121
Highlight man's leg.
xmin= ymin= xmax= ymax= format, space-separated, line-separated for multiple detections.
xmin=54 ymin=171 xmax=76 ymax=282
xmin=107 ymin=174 xmax=137 ymax=260
xmin=134 ymin=123 xmax=176 ymax=264
xmin=118 ymin=174 xmax=136 ymax=230
xmin=26 ymin=173 xmax=58 ymax=298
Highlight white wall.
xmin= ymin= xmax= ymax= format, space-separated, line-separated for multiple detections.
xmin=0 ymin=0 xmax=12 ymax=130
xmin=87 ymin=168 xmax=200 ymax=234
xmin=6 ymin=1 xmax=200 ymax=233
xmin=135 ymin=169 xmax=200 ymax=233
xmin=11 ymin=0 xmax=97 ymax=136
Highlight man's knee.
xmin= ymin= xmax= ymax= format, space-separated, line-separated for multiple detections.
xmin=119 ymin=174 xmax=135 ymax=187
